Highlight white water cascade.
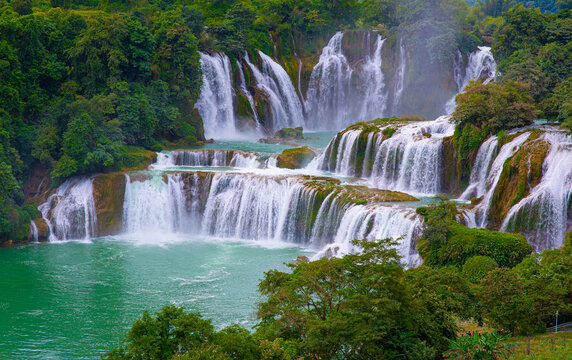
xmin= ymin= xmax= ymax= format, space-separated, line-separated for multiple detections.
xmin=501 ymin=132 xmax=572 ymax=250
xmin=473 ymin=132 xmax=531 ymax=227
xmin=117 ymin=171 xmax=424 ymax=264
xmin=38 ymin=177 xmax=97 ymax=241
xmin=445 ymin=46 xmax=497 ymax=114
xmin=246 ymin=52 xmax=305 ymax=131
xmin=153 ymin=150 xmax=262 ymax=169
xmin=392 ymin=39 xmax=407 ymax=113
xmin=194 ymin=53 xmax=236 ymax=139
xmin=305 ymin=32 xmax=352 ymax=129
xmin=316 ymin=116 xmax=456 ymax=196
xmin=461 ymin=136 xmax=499 ymax=200
xmin=313 ymin=205 xmax=423 ymax=266
xmin=29 ymin=220 xmax=39 ymax=242
xmin=306 ymin=32 xmax=389 ymax=130
xmin=236 ymin=60 xmax=260 ymax=127
xmin=358 ymin=35 xmax=388 ymax=122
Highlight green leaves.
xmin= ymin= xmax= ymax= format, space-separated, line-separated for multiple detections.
xmin=444 ymin=331 xmax=514 ymax=359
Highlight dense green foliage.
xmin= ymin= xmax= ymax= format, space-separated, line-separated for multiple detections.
xmin=106 ymin=234 xmax=571 ymax=358
xmin=453 ymin=81 xmax=538 ymax=133
xmin=417 ymin=202 xmax=532 ymax=267
xmin=461 ymin=255 xmax=499 ymax=283
xmin=444 ymin=331 xmax=514 ymax=359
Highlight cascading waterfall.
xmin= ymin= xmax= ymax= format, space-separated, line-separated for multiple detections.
xmin=305 ymin=32 xmax=353 ymax=129
xmin=474 ymin=132 xmax=531 ymax=227
xmin=461 ymin=136 xmax=499 ymax=200
xmin=38 ymin=177 xmax=97 ymax=241
xmin=194 ymin=53 xmax=236 ymax=139
xmin=392 ymin=39 xmax=407 ymax=113
xmin=122 ymin=173 xmax=191 ymax=236
xmin=153 ymin=150 xmax=262 ymax=169
xmin=445 ymin=46 xmax=497 ymax=114
xmin=501 ymin=132 xmax=572 ymax=250
xmin=453 ymin=50 xmax=464 ymax=93
xmin=236 ymin=60 xmax=260 ymax=126
xmin=317 ymin=116 xmax=455 ymax=195
xmin=358 ymin=35 xmax=388 ymax=122
xmin=33 ymin=171 xmax=420 ymax=264
xmin=245 ymin=53 xmax=305 ymax=131
xmin=313 ymin=205 xmax=423 ymax=266
xmin=305 ymin=32 xmax=388 ymax=130
xmin=29 ymin=220 xmax=39 ymax=242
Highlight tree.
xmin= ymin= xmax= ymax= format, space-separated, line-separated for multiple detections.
xmin=453 ymin=81 xmax=538 ymax=133
xmin=104 ymin=305 xmax=215 ymax=360
xmin=257 ymin=238 xmax=456 ymax=359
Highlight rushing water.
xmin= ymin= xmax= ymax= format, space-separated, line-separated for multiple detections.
xmin=0 ymin=239 xmax=307 ymax=359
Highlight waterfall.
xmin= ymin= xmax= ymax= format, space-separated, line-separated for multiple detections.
xmin=29 ymin=220 xmax=39 ymax=242
xmin=474 ymin=132 xmax=531 ymax=227
xmin=153 ymin=150 xmax=262 ymax=169
xmin=236 ymin=60 xmax=260 ymax=126
xmin=501 ymin=132 xmax=572 ymax=250
xmin=38 ymin=177 xmax=97 ymax=241
xmin=245 ymin=52 xmax=305 ymax=131
xmin=122 ymin=173 xmax=190 ymax=236
xmin=305 ymin=32 xmax=389 ymax=130
xmin=313 ymin=205 xmax=423 ymax=266
xmin=445 ymin=46 xmax=497 ymax=114
xmin=462 ymin=46 xmax=496 ymax=88
xmin=461 ymin=136 xmax=499 ymax=200
xmin=305 ymin=32 xmax=353 ymax=130
xmin=392 ymin=39 xmax=407 ymax=113
xmin=317 ymin=116 xmax=456 ymax=196
xmin=453 ymin=50 xmax=464 ymax=92
xmin=194 ymin=53 xmax=236 ymax=139
xmin=358 ymin=35 xmax=388 ymax=122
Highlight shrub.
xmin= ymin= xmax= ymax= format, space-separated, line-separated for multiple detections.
xmin=462 ymin=255 xmax=499 ymax=283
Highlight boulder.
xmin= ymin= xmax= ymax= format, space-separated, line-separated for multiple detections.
xmin=277 ymin=146 xmax=317 ymax=169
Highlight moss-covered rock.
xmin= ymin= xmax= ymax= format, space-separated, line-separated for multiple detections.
xmin=93 ymin=173 xmax=127 ymax=236
xmin=33 ymin=218 xmax=50 ymax=242
xmin=275 ymin=127 xmax=304 ymax=140
xmin=488 ymin=132 xmax=549 ymax=229
xmin=276 ymin=146 xmax=316 ymax=169
xmin=121 ymin=147 xmax=158 ymax=171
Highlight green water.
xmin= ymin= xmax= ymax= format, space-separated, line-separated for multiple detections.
xmin=0 ymin=237 xmax=308 ymax=359
xmin=185 ymin=131 xmax=337 ymax=155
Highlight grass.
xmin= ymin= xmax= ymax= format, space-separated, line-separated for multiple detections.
xmin=458 ymin=321 xmax=571 ymax=359
xmin=508 ymin=332 xmax=571 ymax=359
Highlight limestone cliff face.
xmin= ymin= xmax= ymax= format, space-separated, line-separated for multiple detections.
xmin=93 ymin=173 xmax=127 ymax=237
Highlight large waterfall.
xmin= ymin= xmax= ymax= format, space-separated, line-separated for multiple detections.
xmin=196 ymin=32 xmax=500 ymax=137
xmin=305 ymin=32 xmax=388 ymax=130
xmin=195 ymin=53 xmax=236 ymax=139
xmin=501 ymin=131 xmax=572 ymax=250
xmin=473 ymin=132 xmax=531 ymax=228
xmin=315 ymin=116 xmax=456 ymax=195
xmin=245 ymin=52 xmax=305 ymax=132
xmin=38 ymin=171 xmax=423 ymax=266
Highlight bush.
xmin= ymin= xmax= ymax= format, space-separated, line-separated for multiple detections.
xmin=441 ymin=224 xmax=532 ymax=268
xmin=462 ymin=255 xmax=499 ymax=283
